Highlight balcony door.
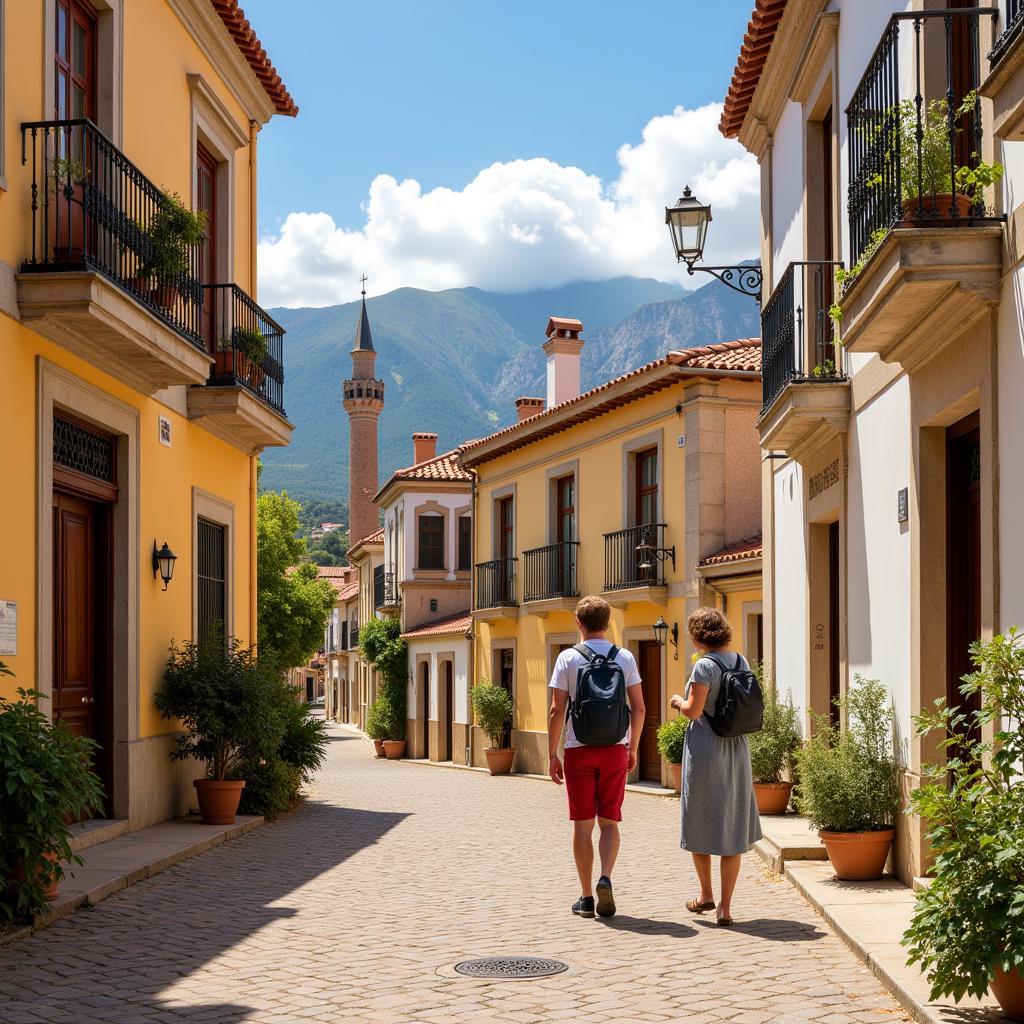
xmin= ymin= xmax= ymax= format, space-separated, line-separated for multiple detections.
xmin=555 ymin=475 xmax=575 ymax=595
xmin=498 ymin=496 xmax=514 ymax=602
xmin=634 ymin=448 xmax=658 ymax=582
xmin=55 ymin=0 xmax=96 ymax=122
xmin=197 ymin=144 xmax=218 ymax=351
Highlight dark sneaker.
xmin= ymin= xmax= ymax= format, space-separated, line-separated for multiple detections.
xmin=595 ymin=876 xmax=616 ymax=918
xmin=572 ymin=896 xmax=595 ymax=918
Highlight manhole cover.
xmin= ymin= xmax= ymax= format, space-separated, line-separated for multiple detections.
xmin=454 ymin=957 xmax=568 ymax=980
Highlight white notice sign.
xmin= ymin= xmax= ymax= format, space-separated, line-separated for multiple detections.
xmin=0 ymin=601 xmax=16 ymax=656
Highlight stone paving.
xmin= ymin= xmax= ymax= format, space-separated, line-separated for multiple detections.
xmin=0 ymin=722 xmax=911 ymax=1024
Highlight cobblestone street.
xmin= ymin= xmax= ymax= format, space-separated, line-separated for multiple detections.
xmin=0 ymin=722 xmax=910 ymax=1024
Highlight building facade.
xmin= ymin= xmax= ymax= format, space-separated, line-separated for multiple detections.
xmin=723 ymin=0 xmax=1024 ymax=882
xmin=0 ymin=0 xmax=294 ymax=830
xmin=461 ymin=318 xmax=764 ymax=782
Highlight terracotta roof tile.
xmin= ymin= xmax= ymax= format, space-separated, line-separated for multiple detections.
xmin=316 ymin=566 xmax=354 ymax=579
xmin=698 ymin=536 xmax=764 ymax=567
xmin=210 ymin=1 xmax=298 ymax=117
xmin=720 ymin=0 xmax=788 ymax=139
xmin=335 ymin=582 xmax=358 ymax=601
xmin=401 ymin=613 xmax=472 ymax=640
xmin=349 ymin=527 xmax=384 ymax=553
xmin=392 ymin=449 xmax=472 ymax=483
xmin=460 ymin=339 xmax=761 ymax=466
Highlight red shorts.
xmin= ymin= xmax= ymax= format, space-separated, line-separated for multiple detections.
xmin=563 ymin=744 xmax=629 ymax=822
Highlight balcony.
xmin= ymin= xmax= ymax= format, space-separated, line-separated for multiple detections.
xmin=473 ymin=557 xmax=518 ymax=619
xmin=759 ymin=261 xmax=850 ymax=461
xmin=522 ymin=542 xmax=580 ymax=616
xmin=186 ymin=284 xmax=292 ymax=453
xmin=840 ymin=9 xmax=1002 ymax=372
xmin=602 ymin=524 xmax=669 ymax=608
xmin=376 ymin=570 xmax=401 ymax=613
xmin=987 ymin=0 xmax=1024 ymax=71
xmin=17 ymin=119 xmax=211 ymax=392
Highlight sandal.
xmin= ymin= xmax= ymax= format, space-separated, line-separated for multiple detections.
xmin=686 ymin=898 xmax=716 ymax=913
xmin=717 ymin=915 xmax=734 ymax=927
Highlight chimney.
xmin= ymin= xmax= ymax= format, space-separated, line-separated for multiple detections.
xmin=515 ymin=397 xmax=545 ymax=422
xmin=412 ymin=432 xmax=438 ymax=464
xmin=543 ymin=317 xmax=585 ymax=407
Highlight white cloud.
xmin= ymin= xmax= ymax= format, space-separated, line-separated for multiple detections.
xmin=257 ymin=103 xmax=759 ymax=307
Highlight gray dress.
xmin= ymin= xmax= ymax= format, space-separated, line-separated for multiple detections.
xmin=679 ymin=653 xmax=762 ymax=856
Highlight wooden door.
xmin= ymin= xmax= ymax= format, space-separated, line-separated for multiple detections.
xmin=828 ymin=521 xmax=840 ymax=728
xmin=196 ymin=145 xmax=218 ymax=351
xmin=55 ymin=0 xmax=96 ymax=122
xmin=498 ymin=497 xmax=515 ymax=602
xmin=53 ymin=489 xmax=111 ymax=811
xmin=556 ymin=475 xmax=575 ymax=595
xmin=946 ymin=413 xmax=982 ymax=752
xmin=444 ymin=662 xmax=453 ymax=762
xmin=420 ymin=662 xmax=430 ymax=759
xmin=638 ymin=641 xmax=662 ymax=782
xmin=635 ymin=449 xmax=658 ymax=526
xmin=498 ymin=648 xmax=514 ymax=748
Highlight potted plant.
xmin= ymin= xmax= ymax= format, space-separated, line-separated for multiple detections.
xmin=359 ymin=618 xmax=408 ymax=759
xmin=233 ymin=327 xmax=268 ymax=389
xmin=656 ymin=716 xmax=687 ymax=792
xmin=140 ymin=189 xmax=206 ymax=310
xmin=749 ymin=670 xmax=801 ymax=814
xmin=903 ymin=630 xmax=1024 ymax=1021
xmin=0 ymin=686 xmax=105 ymax=921
xmin=155 ymin=634 xmax=283 ymax=825
xmin=49 ymin=155 xmax=89 ymax=262
xmin=365 ymin=698 xmax=388 ymax=758
xmin=471 ymin=681 xmax=514 ymax=775
xmin=380 ymin=691 xmax=407 ymax=760
xmin=214 ymin=336 xmax=238 ymax=379
xmin=794 ymin=676 xmax=900 ymax=880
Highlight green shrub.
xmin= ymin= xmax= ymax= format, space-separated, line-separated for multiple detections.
xmin=141 ymin=189 xmax=207 ymax=286
xmin=471 ymin=681 xmax=513 ymax=750
xmin=0 ymin=688 xmax=105 ymax=922
xmin=366 ymin=695 xmax=393 ymax=742
xmin=360 ymin=617 xmax=407 ymax=739
xmin=794 ymin=676 xmax=900 ymax=833
xmin=233 ymin=327 xmax=268 ymax=366
xmin=749 ymin=672 xmax=801 ymax=784
xmin=903 ymin=630 xmax=1024 ymax=1003
xmin=656 ymin=716 xmax=688 ymax=763
xmin=237 ymin=759 xmax=302 ymax=819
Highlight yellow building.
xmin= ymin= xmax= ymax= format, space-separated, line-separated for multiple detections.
xmin=0 ymin=1 xmax=295 ymax=830
xmin=461 ymin=319 xmax=764 ymax=784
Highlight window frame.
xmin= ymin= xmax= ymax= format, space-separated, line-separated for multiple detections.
xmin=192 ymin=488 xmax=234 ymax=643
xmin=417 ymin=512 xmax=445 ymax=571
xmin=457 ymin=514 xmax=472 ymax=572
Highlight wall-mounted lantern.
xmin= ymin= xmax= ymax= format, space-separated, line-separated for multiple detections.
xmin=152 ymin=541 xmax=177 ymax=591
xmin=653 ymin=616 xmax=679 ymax=660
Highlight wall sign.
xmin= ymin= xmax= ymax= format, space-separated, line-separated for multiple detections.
xmin=158 ymin=415 xmax=172 ymax=447
xmin=808 ymin=459 xmax=840 ymax=501
xmin=0 ymin=601 xmax=16 ymax=656
xmin=897 ymin=487 xmax=909 ymax=523
xmin=677 ymin=434 xmax=686 ymax=448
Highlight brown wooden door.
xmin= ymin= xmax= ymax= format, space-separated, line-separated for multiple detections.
xmin=420 ymin=662 xmax=430 ymax=759
xmin=55 ymin=0 xmax=96 ymax=122
xmin=828 ymin=521 xmax=841 ymax=728
xmin=499 ymin=648 xmax=514 ymax=748
xmin=197 ymin=144 xmax=218 ymax=351
xmin=946 ymin=413 xmax=982 ymax=752
xmin=444 ymin=662 xmax=453 ymax=762
xmin=53 ymin=490 xmax=111 ymax=812
xmin=638 ymin=641 xmax=662 ymax=782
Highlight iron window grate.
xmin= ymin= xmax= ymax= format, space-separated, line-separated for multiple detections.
xmin=53 ymin=416 xmax=115 ymax=482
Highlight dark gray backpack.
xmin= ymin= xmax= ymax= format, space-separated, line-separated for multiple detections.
xmin=568 ymin=644 xmax=630 ymax=746
xmin=704 ymin=652 xmax=764 ymax=738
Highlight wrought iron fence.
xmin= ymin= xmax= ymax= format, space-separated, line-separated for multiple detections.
xmin=204 ymin=283 xmax=286 ymax=415
xmin=846 ymin=8 xmax=1000 ymax=268
xmin=603 ymin=524 xmax=668 ymax=591
xmin=523 ymin=542 xmax=580 ymax=602
xmin=21 ymin=118 xmax=204 ymax=350
xmin=761 ymin=261 xmax=844 ymax=412
xmin=989 ymin=0 xmax=1024 ymax=65
xmin=476 ymin=557 xmax=517 ymax=609
xmin=382 ymin=571 xmax=400 ymax=607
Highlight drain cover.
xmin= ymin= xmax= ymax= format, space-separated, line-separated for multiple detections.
xmin=454 ymin=957 xmax=568 ymax=980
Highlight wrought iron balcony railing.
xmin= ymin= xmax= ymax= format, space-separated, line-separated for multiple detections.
xmin=382 ymin=571 xmax=401 ymax=608
xmin=21 ymin=118 xmax=204 ymax=350
xmin=523 ymin=542 xmax=580 ymax=603
xmin=846 ymin=8 xmax=1000 ymax=270
xmin=475 ymin=557 xmax=517 ymax=609
xmin=604 ymin=524 xmax=669 ymax=591
xmin=204 ymin=283 xmax=285 ymax=416
xmin=761 ymin=261 xmax=845 ymax=413
xmin=989 ymin=0 xmax=1024 ymax=65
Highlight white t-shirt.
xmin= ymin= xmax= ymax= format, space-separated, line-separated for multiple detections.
xmin=549 ymin=640 xmax=642 ymax=749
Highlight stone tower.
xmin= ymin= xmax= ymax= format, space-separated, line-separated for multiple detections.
xmin=342 ymin=280 xmax=384 ymax=546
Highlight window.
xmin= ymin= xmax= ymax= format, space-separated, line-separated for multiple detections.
xmin=419 ymin=513 xmax=444 ymax=569
xmin=635 ymin=448 xmax=658 ymax=526
xmin=457 ymin=515 xmax=472 ymax=571
xmin=556 ymin=475 xmax=575 ymax=543
xmin=55 ymin=0 xmax=96 ymax=122
xmin=197 ymin=518 xmax=226 ymax=644
xmin=498 ymin=496 xmax=514 ymax=560
xmin=373 ymin=564 xmax=385 ymax=607
xmin=341 ymin=620 xmax=349 ymax=651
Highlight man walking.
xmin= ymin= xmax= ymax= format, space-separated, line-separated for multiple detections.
xmin=548 ymin=596 xmax=645 ymax=919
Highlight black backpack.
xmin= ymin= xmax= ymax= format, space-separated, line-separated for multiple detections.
xmin=567 ymin=644 xmax=630 ymax=747
xmin=703 ymin=653 xmax=764 ymax=738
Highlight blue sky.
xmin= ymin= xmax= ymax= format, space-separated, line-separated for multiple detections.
xmin=245 ymin=1 xmax=760 ymax=306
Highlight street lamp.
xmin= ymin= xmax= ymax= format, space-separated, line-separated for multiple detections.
xmin=652 ymin=616 xmax=680 ymax=660
xmin=665 ymin=186 xmax=763 ymax=302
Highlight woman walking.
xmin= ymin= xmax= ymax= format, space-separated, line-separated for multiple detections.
xmin=670 ymin=607 xmax=761 ymax=926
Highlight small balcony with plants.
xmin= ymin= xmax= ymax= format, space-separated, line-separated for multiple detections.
xmin=759 ymin=261 xmax=850 ymax=460
xmin=835 ymin=8 xmax=1004 ymax=372
xmin=602 ymin=524 xmax=672 ymax=609
xmin=17 ymin=119 xmax=213 ymax=393
xmin=473 ymin=557 xmax=518 ymax=619
xmin=521 ymin=541 xmax=580 ymax=616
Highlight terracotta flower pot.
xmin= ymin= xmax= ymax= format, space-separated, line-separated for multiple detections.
xmin=900 ymin=192 xmax=975 ymax=224
xmin=484 ymin=747 xmax=515 ymax=775
xmin=992 ymin=965 xmax=1024 ymax=1021
xmin=669 ymin=762 xmax=682 ymax=793
xmin=193 ymin=779 xmax=245 ymax=825
xmin=373 ymin=739 xmax=386 ymax=758
xmin=382 ymin=740 xmax=406 ymax=760
xmin=754 ymin=781 xmax=793 ymax=815
xmin=818 ymin=828 xmax=895 ymax=881
xmin=151 ymin=283 xmax=180 ymax=311
xmin=11 ymin=851 xmax=61 ymax=903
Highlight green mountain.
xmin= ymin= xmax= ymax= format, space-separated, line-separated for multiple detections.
xmin=260 ymin=276 xmax=759 ymax=503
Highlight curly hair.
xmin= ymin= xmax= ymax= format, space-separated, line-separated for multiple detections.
xmin=687 ymin=607 xmax=732 ymax=649
xmin=575 ymin=595 xmax=611 ymax=633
